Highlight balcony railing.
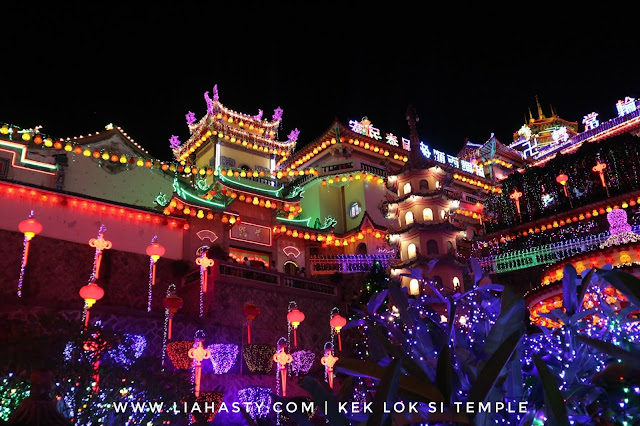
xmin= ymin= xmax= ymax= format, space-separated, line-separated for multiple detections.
xmin=310 ymin=254 xmax=395 ymax=274
xmin=473 ymin=225 xmax=640 ymax=274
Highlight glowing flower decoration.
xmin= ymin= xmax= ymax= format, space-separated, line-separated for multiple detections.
xmin=291 ymin=350 xmax=315 ymax=375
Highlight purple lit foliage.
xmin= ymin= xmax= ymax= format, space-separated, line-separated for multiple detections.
xmin=185 ymin=111 xmax=196 ymax=125
xmin=290 ymin=350 xmax=315 ymax=375
xmin=169 ymin=135 xmax=181 ymax=149
xmin=287 ymin=128 xmax=300 ymax=142
xmin=206 ymin=343 xmax=239 ymax=374
xmin=204 ymin=91 xmax=214 ymax=114
xmin=237 ymin=387 xmax=271 ymax=419
xmin=212 ymin=84 xmax=219 ymax=101
xmin=272 ymin=107 xmax=283 ymax=122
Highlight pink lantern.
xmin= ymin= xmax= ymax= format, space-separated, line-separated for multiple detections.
xmin=321 ymin=343 xmax=339 ymax=389
xmin=273 ymin=341 xmax=292 ymax=396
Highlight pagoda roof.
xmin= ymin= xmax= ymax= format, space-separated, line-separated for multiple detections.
xmin=279 ymin=118 xmax=409 ymax=171
xmin=458 ymin=133 xmax=527 ymax=165
xmin=173 ymin=95 xmax=297 ymax=162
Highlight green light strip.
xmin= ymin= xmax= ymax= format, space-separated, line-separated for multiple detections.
xmin=175 ymin=183 xmax=228 ymax=209
xmin=219 ymin=172 xmax=283 ymax=196
xmin=276 ymin=216 xmax=312 ymax=227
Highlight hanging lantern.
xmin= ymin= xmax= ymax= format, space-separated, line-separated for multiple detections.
xmin=163 ymin=291 xmax=183 ymax=340
xmin=17 ymin=211 xmax=42 ymax=297
xmin=196 ymin=250 xmax=215 ymax=293
xmin=188 ymin=335 xmax=211 ymax=398
xmin=330 ymin=313 xmax=347 ymax=351
xmin=287 ymin=305 xmax=305 ymax=348
xmin=79 ymin=281 xmax=104 ymax=326
xmin=242 ymin=303 xmax=261 ymax=344
xmin=321 ymin=342 xmax=339 ymax=389
xmin=273 ymin=339 xmax=292 ymax=397
xmin=556 ymin=173 xmax=569 ymax=197
xmin=145 ymin=236 xmax=165 ymax=312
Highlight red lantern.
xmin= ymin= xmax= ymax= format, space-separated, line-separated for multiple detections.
xmin=79 ymin=282 xmax=104 ymax=326
xmin=18 ymin=214 xmax=42 ymax=266
xmin=145 ymin=237 xmax=165 ymax=311
xmin=556 ymin=173 xmax=569 ymax=197
xmin=163 ymin=293 xmax=183 ymax=340
xmin=330 ymin=314 xmax=347 ymax=351
xmin=287 ymin=308 xmax=305 ymax=348
xmin=242 ymin=303 xmax=261 ymax=344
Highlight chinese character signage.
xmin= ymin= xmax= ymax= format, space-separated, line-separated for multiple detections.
xmin=349 ymin=117 xmax=411 ymax=150
xmin=419 ymin=142 xmax=485 ymax=177
xmin=230 ymin=222 xmax=272 ymax=246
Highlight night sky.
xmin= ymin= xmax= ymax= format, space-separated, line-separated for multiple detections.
xmin=2 ymin=4 xmax=637 ymax=161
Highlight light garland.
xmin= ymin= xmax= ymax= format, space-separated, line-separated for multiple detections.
xmin=237 ymin=387 xmax=271 ymax=420
xmin=107 ymin=334 xmax=146 ymax=367
xmin=166 ymin=340 xmax=193 ymax=370
xmin=162 ymin=284 xmax=182 ymax=368
xmin=206 ymin=344 xmax=239 ymax=374
xmin=243 ymin=344 xmax=276 ymax=373
xmin=290 ymin=350 xmax=315 ymax=375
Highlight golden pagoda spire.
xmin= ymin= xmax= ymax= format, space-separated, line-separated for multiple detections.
xmin=528 ymin=108 xmax=534 ymax=123
xmin=550 ymin=104 xmax=557 ymax=117
xmin=535 ymin=95 xmax=545 ymax=120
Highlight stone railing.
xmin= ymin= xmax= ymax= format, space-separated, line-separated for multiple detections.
xmin=309 ymin=254 xmax=395 ymax=274
xmin=211 ymin=262 xmax=338 ymax=297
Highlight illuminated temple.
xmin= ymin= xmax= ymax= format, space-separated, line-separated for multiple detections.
xmin=2 ymin=86 xmax=640 ymax=422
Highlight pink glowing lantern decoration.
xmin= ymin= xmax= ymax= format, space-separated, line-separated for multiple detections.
xmin=196 ymin=250 xmax=214 ymax=293
xmin=88 ymin=225 xmax=112 ymax=280
xmin=330 ymin=313 xmax=347 ymax=351
xmin=163 ymin=291 xmax=183 ymax=340
xmin=17 ymin=211 xmax=42 ymax=297
xmin=272 ymin=340 xmax=292 ymax=396
xmin=242 ymin=303 xmax=261 ymax=344
xmin=79 ymin=281 xmax=104 ymax=326
xmin=556 ymin=173 xmax=569 ymax=197
xmin=287 ymin=304 xmax=305 ymax=348
xmin=146 ymin=236 xmax=165 ymax=312
xmin=509 ymin=189 xmax=522 ymax=215
xmin=592 ymin=161 xmax=607 ymax=188
xmin=321 ymin=343 xmax=339 ymax=389
xmin=188 ymin=337 xmax=211 ymax=398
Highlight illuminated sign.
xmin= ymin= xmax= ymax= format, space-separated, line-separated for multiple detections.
xmin=196 ymin=230 xmax=218 ymax=243
xmin=419 ymin=142 xmax=485 ymax=177
xmin=282 ymin=246 xmax=301 ymax=258
xmin=551 ymin=126 xmax=569 ymax=144
xmin=616 ymin=97 xmax=637 ymax=116
xmin=349 ymin=117 xmax=411 ymax=151
xmin=230 ymin=222 xmax=272 ymax=246
xmin=582 ymin=113 xmax=599 ymax=131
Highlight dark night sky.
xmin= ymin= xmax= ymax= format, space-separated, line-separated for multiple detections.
xmin=2 ymin=4 xmax=637 ymax=161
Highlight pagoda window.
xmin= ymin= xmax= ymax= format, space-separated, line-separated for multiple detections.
xmin=447 ymin=241 xmax=455 ymax=254
xmin=423 ymin=208 xmax=433 ymax=221
xmin=427 ymin=240 xmax=439 ymax=255
xmin=419 ymin=179 xmax=429 ymax=193
xmin=440 ymin=209 xmax=446 ymax=220
xmin=435 ymin=181 xmax=440 ymax=189
xmin=284 ymin=261 xmax=299 ymax=275
xmin=405 ymin=211 xmax=414 ymax=225
xmin=403 ymin=182 xmax=412 ymax=195
xmin=409 ymin=279 xmax=420 ymax=296
xmin=407 ymin=243 xmax=417 ymax=259
xmin=453 ymin=276 xmax=461 ymax=290
xmin=356 ymin=242 xmax=367 ymax=255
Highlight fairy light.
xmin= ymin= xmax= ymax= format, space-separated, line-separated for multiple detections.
xmin=206 ymin=344 xmax=239 ymax=374
xmin=237 ymin=387 xmax=271 ymax=419
xmin=290 ymin=350 xmax=315 ymax=375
